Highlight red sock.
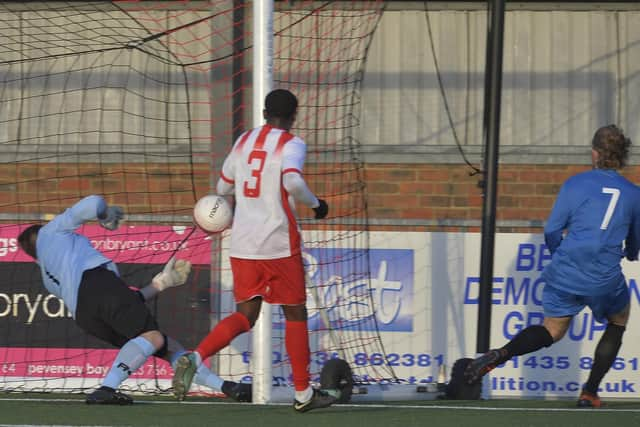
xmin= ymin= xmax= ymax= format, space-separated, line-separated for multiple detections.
xmin=285 ymin=320 xmax=310 ymax=391
xmin=196 ymin=312 xmax=251 ymax=359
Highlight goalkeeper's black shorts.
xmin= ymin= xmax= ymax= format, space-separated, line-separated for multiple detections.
xmin=75 ymin=266 xmax=159 ymax=348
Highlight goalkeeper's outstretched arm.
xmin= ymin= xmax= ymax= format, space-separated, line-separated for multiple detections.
xmin=138 ymin=257 xmax=192 ymax=301
xmin=45 ymin=195 xmax=124 ymax=233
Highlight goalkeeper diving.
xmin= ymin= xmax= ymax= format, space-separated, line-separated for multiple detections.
xmin=17 ymin=195 xmax=250 ymax=404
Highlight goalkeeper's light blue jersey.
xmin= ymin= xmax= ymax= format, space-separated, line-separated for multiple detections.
xmin=35 ymin=195 xmax=119 ymax=317
xmin=542 ymin=169 xmax=640 ymax=297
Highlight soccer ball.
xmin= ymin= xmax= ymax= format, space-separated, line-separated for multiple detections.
xmin=193 ymin=195 xmax=233 ymax=233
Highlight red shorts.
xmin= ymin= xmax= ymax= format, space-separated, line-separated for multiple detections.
xmin=230 ymin=253 xmax=306 ymax=305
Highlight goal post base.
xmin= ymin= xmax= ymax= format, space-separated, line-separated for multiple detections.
xmin=268 ymin=383 xmax=444 ymax=403
xmin=350 ymin=382 xmax=444 ymax=402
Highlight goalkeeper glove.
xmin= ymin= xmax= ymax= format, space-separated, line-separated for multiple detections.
xmin=152 ymin=257 xmax=192 ymax=291
xmin=313 ymin=199 xmax=329 ymax=220
xmin=98 ymin=206 xmax=124 ymax=231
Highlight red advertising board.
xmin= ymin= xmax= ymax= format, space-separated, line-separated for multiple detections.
xmin=0 ymin=224 xmax=213 ymax=381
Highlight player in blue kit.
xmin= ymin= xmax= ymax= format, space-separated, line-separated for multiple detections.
xmin=464 ymin=125 xmax=640 ymax=408
xmin=17 ymin=195 xmax=250 ymax=404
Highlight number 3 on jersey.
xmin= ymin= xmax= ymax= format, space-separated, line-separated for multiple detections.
xmin=600 ymin=187 xmax=620 ymax=230
xmin=244 ymin=150 xmax=267 ymax=198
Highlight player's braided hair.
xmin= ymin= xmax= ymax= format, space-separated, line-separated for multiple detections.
xmin=592 ymin=124 xmax=631 ymax=170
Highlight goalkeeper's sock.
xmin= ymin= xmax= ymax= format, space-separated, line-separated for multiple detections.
xmin=193 ymin=363 xmax=224 ymax=392
xmin=285 ymin=320 xmax=311 ymax=391
xmin=103 ymin=336 xmax=156 ymax=389
xmin=196 ymin=312 xmax=250 ymax=359
xmin=169 ymin=350 xmax=184 ymax=369
xmin=584 ymin=323 xmax=625 ymax=394
xmin=502 ymin=325 xmax=554 ymax=359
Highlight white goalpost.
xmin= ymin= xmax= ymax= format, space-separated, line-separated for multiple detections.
xmin=247 ymin=0 xmax=442 ymax=404
xmin=251 ymin=0 xmax=274 ymax=405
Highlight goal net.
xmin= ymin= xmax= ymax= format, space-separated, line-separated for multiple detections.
xmin=0 ymin=0 xmax=393 ymax=397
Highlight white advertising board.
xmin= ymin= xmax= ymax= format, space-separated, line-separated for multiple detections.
xmin=217 ymin=231 xmax=640 ymax=400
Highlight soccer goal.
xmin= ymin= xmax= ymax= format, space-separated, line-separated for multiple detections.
xmin=0 ymin=0 xmax=438 ymax=402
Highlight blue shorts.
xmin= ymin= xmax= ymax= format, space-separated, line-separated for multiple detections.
xmin=542 ymin=280 xmax=630 ymax=323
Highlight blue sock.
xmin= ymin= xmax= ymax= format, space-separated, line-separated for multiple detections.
xmin=102 ymin=336 xmax=156 ymax=389
xmin=169 ymin=350 xmax=185 ymax=369
xmin=194 ymin=363 xmax=224 ymax=392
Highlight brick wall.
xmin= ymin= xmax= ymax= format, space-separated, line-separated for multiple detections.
xmin=0 ymin=163 xmax=212 ymax=217
xmin=365 ymin=164 xmax=578 ymax=223
xmin=4 ymin=162 xmax=639 ymax=231
xmin=365 ymin=163 xmax=640 ymax=231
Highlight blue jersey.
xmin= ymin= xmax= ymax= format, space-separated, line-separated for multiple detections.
xmin=542 ymin=169 xmax=640 ymax=296
xmin=36 ymin=195 xmax=119 ymax=317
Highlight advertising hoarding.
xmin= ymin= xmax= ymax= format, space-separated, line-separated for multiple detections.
xmin=2 ymin=226 xmax=639 ymax=399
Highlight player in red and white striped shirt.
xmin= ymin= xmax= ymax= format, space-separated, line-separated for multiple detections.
xmin=172 ymin=89 xmax=335 ymax=412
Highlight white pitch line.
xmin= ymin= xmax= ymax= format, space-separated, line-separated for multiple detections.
xmin=0 ymin=397 xmax=639 ymax=413
xmin=337 ymin=402 xmax=640 ymax=413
